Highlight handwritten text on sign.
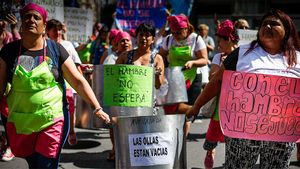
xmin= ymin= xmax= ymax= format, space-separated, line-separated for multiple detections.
xmin=116 ymin=0 xmax=166 ymax=31
xmin=219 ymin=70 xmax=300 ymax=142
xmin=103 ymin=65 xmax=154 ymax=107
xmin=128 ymin=132 xmax=174 ymax=166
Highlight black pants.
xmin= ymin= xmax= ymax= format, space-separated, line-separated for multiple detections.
xmin=187 ymin=73 xmax=202 ymax=105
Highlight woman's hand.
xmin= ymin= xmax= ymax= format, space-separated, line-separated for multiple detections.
xmin=95 ymin=109 xmax=111 ymax=124
xmin=186 ymin=106 xmax=199 ymax=122
xmin=6 ymin=14 xmax=17 ymax=29
xmin=184 ymin=60 xmax=195 ymax=69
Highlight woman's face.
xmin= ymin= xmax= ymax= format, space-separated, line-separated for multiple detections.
xmin=258 ymin=16 xmax=285 ymax=48
xmin=118 ymin=38 xmax=132 ymax=52
xmin=22 ymin=10 xmax=45 ymax=35
xmin=171 ymin=27 xmax=188 ymax=41
xmin=0 ymin=20 xmax=7 ymax=31
xmin=136 ymin=31 xmax=154 ymax=49
xmin=216 ymin=36 xmax=230 ymax=53
xmin=47 ymin=27 xmax=63 ymax=42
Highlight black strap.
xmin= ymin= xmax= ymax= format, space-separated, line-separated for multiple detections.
xmin=223 ymin=47 xmax=240 ymax=71
xmin=46 ymin=39 xmax=65 ymax=84
xmin=126 ymin=50 xmax=135 ymax=64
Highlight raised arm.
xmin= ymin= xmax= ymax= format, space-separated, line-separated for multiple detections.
xmin=62 ymin=57 xmax=110 ymax=123
xmin=186 ymin=64 xmax=225 ymax=118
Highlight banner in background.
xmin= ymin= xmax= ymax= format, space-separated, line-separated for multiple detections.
xmin=64 ymin=7 xmax=93 ymax=44
xmin=167 ymin=0 xmax=194 ymax=16
xmin=237 ymin=29 xmax=257 ymax=46
xmin=103 ymin=65 xmax=154 ymax=107
xmin=115 ymin=0 xmax=167 ymax=31
xmin=219 ymin=70 xmax=300 ymax=142
xmin=29 ymin=0 xmax=64 ymax=22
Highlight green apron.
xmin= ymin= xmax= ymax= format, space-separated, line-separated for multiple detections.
xmin=7 ymin=61 xmax=63 ymax=134
xmin=169 ymin=45 xmax=197 ymax=83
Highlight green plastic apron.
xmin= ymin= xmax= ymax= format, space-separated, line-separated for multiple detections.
xmin=169 ymin=45 xmax=197 ymax=83
xmin=7 ymin=60 xmax=63 ymax=134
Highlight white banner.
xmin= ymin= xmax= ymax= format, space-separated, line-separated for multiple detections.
xmin=237 ymin=29 xmax=258 ymax=46
xmin=64 ymin=7 xmax=93 ymax=44
xmin=29 ymin=0 xmax=64 ymax=22
xmin=128 ymin=132 xmax=174 ymax=166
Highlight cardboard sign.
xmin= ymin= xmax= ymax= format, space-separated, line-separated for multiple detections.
xmin=64 ymin=7 xmax=93 ymax=44
xmin=30 ymin=0 xmax=64 ymax=22
xmin=103 ymin=65 xmax=154 ymax=107
xmin=219 ymin=70 xmax=300 ymax=142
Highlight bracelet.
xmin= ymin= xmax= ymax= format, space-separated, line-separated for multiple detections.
xmin=93 ymin=107 xmax=103 ymax=114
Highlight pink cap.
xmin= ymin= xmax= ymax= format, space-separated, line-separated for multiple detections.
xmin=216 ymin=19 xmax=235 ymax=40
xmin=109 ymin=29 xmax=120 ymax=41
xmin=114 ymin=31 xmax=131 ymax=44
xmin=168 ymin=15 xmax=188 ymax=31
xmin=20 ymin=2 xmax=48 ymax=22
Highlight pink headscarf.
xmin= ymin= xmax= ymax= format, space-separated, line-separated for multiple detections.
xmin=114 ymin=31 xmax=131 ymax=44
xmin=168 ymin=15 xmax=188 ymax=31
xmin=109 ymin=29 xmax=120 ymax=41
xmin=20 ymin=2 xmax=48 ymax=22
xmin=216 ymin=19 xmax=236 ymax=41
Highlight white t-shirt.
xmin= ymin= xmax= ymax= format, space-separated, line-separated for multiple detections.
xmin=161 ymin=32 xmax=206 ymax=59
xmin=103 ymin=48 xmax=118 ymax=65
xmin=237 ymin=44 xmax=300 ymax=77
xmin=212 ymin=53 xmax=222 ymax=66
xmin=60 ymin=40 xmax=82 ymax=92
xmin=60 ymin=40 xmax=82 ymax=64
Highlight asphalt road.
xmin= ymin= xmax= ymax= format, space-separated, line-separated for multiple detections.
xmin=0 ymin=116 xmax=299 ymax=169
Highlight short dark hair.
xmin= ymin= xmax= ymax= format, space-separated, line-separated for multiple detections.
xmin=46 ymin=19 xmax=63 ymax=31
xmin=135 ymin=23 xmax=156 ymax=37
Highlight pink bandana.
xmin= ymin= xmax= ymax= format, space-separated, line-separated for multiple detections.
xmin=114 ymin=31 xmax=131 ymax=44
xmin=20 ymin=2 xmax=48 ymax=22
xmin=109 ymin=29 xmax=120 ymax=41
xmin=216 ymin=19 xmax=235 ymax=41
xmin=168 ymin=15 xmax=188 ymax=31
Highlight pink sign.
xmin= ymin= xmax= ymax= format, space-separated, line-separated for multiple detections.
xmin=219 ymin=70 xmax=300 ymax=142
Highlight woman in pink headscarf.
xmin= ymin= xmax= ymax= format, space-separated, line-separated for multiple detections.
xmin=158 ymin=14 xmax=208 ymax=136
xmin=202 ymin=20 xmax=239 ymax=169
xmin=0 ymin=3 xmax=110 ymax=168
xmin=100 ymin=29 xmax=120 ymax=64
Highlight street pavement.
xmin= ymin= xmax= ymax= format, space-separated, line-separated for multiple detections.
xmin=0 ymin=116 xmax=299 ymax=169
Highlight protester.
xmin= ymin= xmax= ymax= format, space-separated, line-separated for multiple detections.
xmin=0 ymin=13 xmax=21 ymax=162
xmin=197 ymin=23 xmax=215 ymax=89
xmin=234 ymin=18 xmax=250 ymax=29
xmin=89 ymin=25 xmax=109 ymax=65
xmin=0 ymin=3 xmax=110 ymax=168
xmin=46 ymin=19 xmax=83 ymax=146
xmin=104 ymin=30 xmax=132 ymax=162
xmin=187 ymin=9 xmax=300 ymax=168
xmin=117 ymin=23 xmax=165 ymax=88
xmin=91 ymin=21 xmax=102 ymax=41
xmin=100 ymin=28 xmax=120 ymax=64
xmin=158 ymin=14 xmax=208 ymax=136
xmin=198 ymin=24 xmax=215 ymax=61
xmin=202 ymin=19 xmax=239 ymax=169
